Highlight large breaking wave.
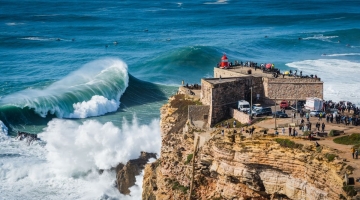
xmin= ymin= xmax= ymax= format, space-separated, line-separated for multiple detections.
xmin=0 ymin=58 xmax=128 ymax=125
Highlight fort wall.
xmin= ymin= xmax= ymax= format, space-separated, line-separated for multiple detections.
xmin=199 ymin=67 xmax=323 ymax=126
xmin=214 ymin=67 xmax=323 ymax=103
xmin=266 ymin=78 xmax=323 ymax=103
xmin=214 ymin=68 xmax=265 ymax=103
xmin=200 ymin=80 xmax=212 ymax=106
xmin=188 ymin=105 xmax=210 ymax=128
xmin=201 ymin=78 xmax=246 ymax=126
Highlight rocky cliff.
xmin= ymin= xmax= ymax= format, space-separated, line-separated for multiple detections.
xmin=142 ymin=94 xmax=353 ymax=200
xmin=116 ymin=151 xmax=156 ymax=195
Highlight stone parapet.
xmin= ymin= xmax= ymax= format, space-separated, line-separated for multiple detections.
xmin=268 ymin=77 xmax=322 ymax=83
xmin=229 ymin=108 xmax=251 ymax=124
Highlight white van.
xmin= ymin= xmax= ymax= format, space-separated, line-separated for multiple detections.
xmin=238 ymin=100 xmax=250 ymax=112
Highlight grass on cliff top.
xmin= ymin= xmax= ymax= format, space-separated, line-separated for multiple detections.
xmin=274 ymin=138 xmax=303 ymax=149
xmin=333 ymin=133 xmax=360 ymax=147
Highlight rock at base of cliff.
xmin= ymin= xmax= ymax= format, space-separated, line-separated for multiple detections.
xmin=116 ymin=151 xmax=157 ymax=195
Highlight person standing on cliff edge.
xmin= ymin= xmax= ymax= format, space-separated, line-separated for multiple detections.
xmin=352 ymin=147 xmax=355 ymax=159
xmin=288 ymin=126 xmax=292 ymax=136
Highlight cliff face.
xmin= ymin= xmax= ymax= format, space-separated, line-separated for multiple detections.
xmin=142 ymin=95 xmax=351 ymax=200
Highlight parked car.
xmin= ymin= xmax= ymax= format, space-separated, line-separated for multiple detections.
xmin=280 ymin=100 xmax=289 ymax=109
xmin=273 ymin=111 xmax=288 ymax=118
xmin=238 ymin=100 xmax=250 ymax=112
xmin=309 ymin=110 xmax=326 ymax=117
xmin=252 ymin=104 xmax=262 ymax=110
xmin=252 ymin=107 xmax=272 ymax=117
xmin=290 ymin=100 xmax=305 ymax=112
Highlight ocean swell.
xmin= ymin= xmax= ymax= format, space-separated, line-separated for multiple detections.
xmin=133 ymin=46 xmax=219 ymax=84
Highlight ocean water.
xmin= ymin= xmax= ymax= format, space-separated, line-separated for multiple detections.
xmin=1 ymin=0 xmax=359 ymax=199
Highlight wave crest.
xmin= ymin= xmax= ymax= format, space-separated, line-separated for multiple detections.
xmin=69 ymin=95 xmax=119 ymax=118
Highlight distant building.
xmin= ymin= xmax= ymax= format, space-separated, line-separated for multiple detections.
xmin=199 ymin=67 xmax=323 ymax=126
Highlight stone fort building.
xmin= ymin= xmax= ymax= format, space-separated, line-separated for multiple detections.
xmin=197 ymin=66 xmax=323 ymax=126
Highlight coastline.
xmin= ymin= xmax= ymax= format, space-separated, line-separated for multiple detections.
xmin=140 ymin=92 xmax=356 ymax=199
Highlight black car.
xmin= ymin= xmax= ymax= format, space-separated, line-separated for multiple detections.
xmin=273 ymin=111 xmax=288 ymax=118
xmin=252 ymin=107 xmax=272 ymax=117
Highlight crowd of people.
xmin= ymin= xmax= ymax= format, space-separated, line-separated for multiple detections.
xmin=323 ymin=100 xmax=360 ymax=126
xmin=226 ymin=60 xmax=280 ymax=74
xmin=217 ymin=59 xmax=322 ymax=80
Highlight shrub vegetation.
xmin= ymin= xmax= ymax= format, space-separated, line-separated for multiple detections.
xmin=185 ymin=154 xmax=193 ymax=164
xmin=333 ymin=133 xmax=360 ymax=145
xmin=274 ymin=138 xmax=303 ymax=149
xmin=325 ymin=153 xmax=336 ymax=162
xmin=172 ymin=181 xmax=189 ymax=194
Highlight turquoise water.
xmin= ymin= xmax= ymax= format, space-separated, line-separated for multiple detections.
xmin=0 ymin=0 xmax=359 ymax=199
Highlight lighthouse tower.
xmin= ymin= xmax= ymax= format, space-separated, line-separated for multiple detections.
xmin=220 ymin=54 xmax=229 ymax=69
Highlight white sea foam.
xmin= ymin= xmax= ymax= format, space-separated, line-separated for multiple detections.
xmin=204 ymin=0 xmax=228 ymax=4
xmin=19 ymin=37 xmax=72 ymax=41
xmin=6 ymin=22 xmax=24 ymax=26
xmin=20 ymin=37 xmax=53 ymax=41
xmin=302 ymin=34 xmax=338 ymax=42
xmin=69 ymin=95 xmax=119 ymax=118
xmin=286 ymin=59 xmax=360 ymax=105
xmin=321 ymin=53 xmax=360 ymax=57
xmin=0 ymin=117 xmax=161 ymax=200
xmin=0 ymin=120 xmax=8 ymax=136
xmin=0 ymin=121 xmax=9 ymax=144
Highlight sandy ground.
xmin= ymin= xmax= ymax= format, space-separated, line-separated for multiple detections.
xmin=255 ymin=112 xmax=360 ymax=191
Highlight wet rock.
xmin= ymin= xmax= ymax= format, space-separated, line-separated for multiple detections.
xmin=116 ymin=151 xmax=156 ymax=195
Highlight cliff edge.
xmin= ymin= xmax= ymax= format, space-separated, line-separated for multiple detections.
xmin=142 ymin=94 xmax=354 ymax=200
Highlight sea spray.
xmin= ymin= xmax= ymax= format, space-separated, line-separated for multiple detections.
xmin=0 ymin=120 xmax=8 ymax=136
xmin=0 ymin=120 xmax=9 ymax=143
xmin=0 ymin=117 xmax=161 ymax=200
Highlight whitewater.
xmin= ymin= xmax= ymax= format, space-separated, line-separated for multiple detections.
xmin=0 ymin=118 xmax=161 ymax=200
xmin=1 ymin=0 xmax=360 ymax=199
